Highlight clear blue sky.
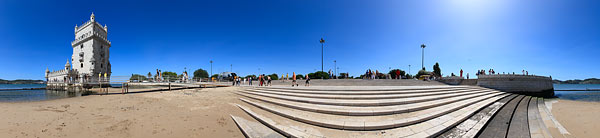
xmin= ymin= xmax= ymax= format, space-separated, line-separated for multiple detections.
xmin=1 ymin=0 xmax=599 ymax=80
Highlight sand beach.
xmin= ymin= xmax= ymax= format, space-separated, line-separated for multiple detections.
xmin=0 ymin=87 xmax=247 ymax=138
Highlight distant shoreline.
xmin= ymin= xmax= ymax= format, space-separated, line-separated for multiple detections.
xmin=0 ymin=79 xmax=44 ymax=84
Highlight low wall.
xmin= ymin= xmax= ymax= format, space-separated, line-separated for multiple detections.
xmin=477 ymin=75 xmax=554 ymax=97
xmin=439 ymin=77 xmax=477 ymax=85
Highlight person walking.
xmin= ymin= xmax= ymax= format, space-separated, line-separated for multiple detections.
xmin=292 ymin=72 xmax=297 ymax=87
xmin=467 ymin=73 xmax=469 ymax=79
xmin=460 ymin=69 xmax=463 ymax=78
xmin=305 ymin=74 xmax=310 ymax=86
xmin=259 ymin=75 xmax=263 ymax=86
xmin=267 ymin=76 xmax=272 ymax=86
xmin=249 ymin=77 xmax=253 ymax=86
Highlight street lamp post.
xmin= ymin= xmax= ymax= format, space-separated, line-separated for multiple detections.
xmin=409 ymin=65 xmax=411 ymax=75
xmin=230 ymin=64 xmax=232 ymax=72
xmin=333 ymin=60 xmax=336 ymax=79
xmin=320 ymin=38 xmax=325 ymax=73
xmin=210 ymin=60 xmax=213 ymax=78
xmin=421 ymin=44 xmax=426 ymax=70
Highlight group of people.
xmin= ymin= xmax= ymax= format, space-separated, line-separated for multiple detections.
xmin=257 ymin=74 xmax=272 ymax=86
xmin=364 ymin=69 xmax=379 ymax=79
xmin=475 ymin=69 xmax=531 ymax=76
xmin=155 ymin=69 xmax=163 ymax=82
xmin=476 ymin=69 xmax=496 ymax=76
xmin=245 ymin=72 xmax=310 ymax=87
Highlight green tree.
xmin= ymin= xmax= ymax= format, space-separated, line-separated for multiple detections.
xmin=388 ymin=69 xmax=406 ymax=79
xmin=211 ymin=74 xmax=219 ymax=79
xmin=433 ymin=62 xmax=441 ymax=77
xmin=268 ymin=73 xmax=279 ymax=80
xmin=193 ymin=69 xmax=209 ymax=79
xmin=162 ymin=71 xmax=177 ymax=82
xmin=147 ymin=72 xmax=152 ymax=80
xmin=130 ymin=74 xmax=148 ymax=81
xmin=296 ymin=74 xmax=305 ymax=79
xmin=308 ymin=71 xmax=329 ymax=79
xmin=416 ymin=70 xmax=431 ymax=79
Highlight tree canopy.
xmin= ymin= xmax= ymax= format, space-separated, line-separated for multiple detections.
xmin=161 ymin=71 xmax=177 ymax=81
xmin=193 ymin=69 xmax=209 ymax=79
xmin=308 ymin=71 xmax=329 ymax=79
xmin=388 ymin=69 xmax=406 ymax=79
xmin=130 ymin=74 xmax=148 ymax=81
xmin=433 ymin=62 xmax=441 ymax=77
xmin=268 ymin=73 xmax=279 ymax=80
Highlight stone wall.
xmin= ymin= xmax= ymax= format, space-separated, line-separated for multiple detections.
xmin=477 ymin=75 xmax=554 ymax=97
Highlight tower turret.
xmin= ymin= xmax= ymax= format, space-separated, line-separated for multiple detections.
xmin=90 ymin=12 xmax=95 ymax=22
xmin=45 ymin=67 xmax=50 ymax=78
xmin=65 ymin=59 xmax=71 ymax=70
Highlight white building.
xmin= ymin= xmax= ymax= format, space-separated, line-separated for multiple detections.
xmin=46 ymin=13 xmax=111 ymax=83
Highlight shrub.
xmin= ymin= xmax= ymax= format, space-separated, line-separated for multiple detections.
xmin=308 ymin=71 xmax=329 ymax=79
xmin=129 ymin=74 xmax=147 ymax=81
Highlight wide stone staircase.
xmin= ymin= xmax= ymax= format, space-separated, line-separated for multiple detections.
xmin=230 ymin=85 xmax=554 ymax=138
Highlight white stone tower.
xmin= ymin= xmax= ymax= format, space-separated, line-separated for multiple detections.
xmin=71 ymin=13 xmax=111 ymax=82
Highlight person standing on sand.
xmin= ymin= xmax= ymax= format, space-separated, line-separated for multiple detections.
xmin=460 ymin=69 xmax=463 ymax=78
xmin=305 ymin=74 xmax=310 ymax=86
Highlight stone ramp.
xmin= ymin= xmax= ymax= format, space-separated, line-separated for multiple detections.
xmin=437 ymin=94 xmax=518 ymax=138
xmin=231 ymin=86 xmax=554 ymax=137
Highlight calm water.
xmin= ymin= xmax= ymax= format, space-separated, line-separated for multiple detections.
xmin=0 ymin=84 xmax=82 ymax=102
xmin=553 ymin=84 xmax=600 ymax=102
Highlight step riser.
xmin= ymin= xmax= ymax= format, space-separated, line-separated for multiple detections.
xmin=250 ymin=87 xmax=486 ymax=95
xmin=243 ymin=88 xmax=490 ymax=100
xmin=253 ymin=86 xmax=470 ymax=92
xmin=240 ymin=93 xmax=505 ymax=130
xmin=239 ymin=89 xmax=497 ymax=107
xmin=237 ymin=91 xmax=499 ymax=116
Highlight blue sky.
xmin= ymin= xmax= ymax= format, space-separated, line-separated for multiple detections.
xmin=0 ymin=0 xmax=598 ymax=80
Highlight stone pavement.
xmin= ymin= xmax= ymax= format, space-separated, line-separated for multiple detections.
xmin=230 ymin=85 xmax=554 ymax=138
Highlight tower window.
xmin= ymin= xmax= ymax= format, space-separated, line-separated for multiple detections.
xmin=101 ymin=64 xmax=103 ymax=68
xmin=81 ymin=63 xmax=83 ymax=68
xmin=80 ymin=44 xmax=83 ymax=49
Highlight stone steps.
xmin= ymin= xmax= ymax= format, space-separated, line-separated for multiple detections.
xmin=239 ymin=91 xmax=506 ymax=130
xmin=253 ymin=86 xmax=480 ymax=94
xmin=230 ymin=115 xmax=285 ymax=138
xmin=232 ymin=86 xmax=552 ymax=137
xmin=238 ymin=89 xmax=496 ymax=107
xmin=236 ymin=90 xmax=500 ymax=116
xmin=235 ymin=94 xmax=510 ymax=137
xmin=244 ymin=88 xmax=487 ymax=100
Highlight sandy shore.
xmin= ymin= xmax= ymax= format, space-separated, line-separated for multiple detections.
xmin=548 ymin=99 xmax=600 ymax=138
xmin=0 ymin=87 xmax=249 ymax=138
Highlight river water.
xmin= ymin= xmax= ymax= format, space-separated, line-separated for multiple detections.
xmin=0 ymin=84 xmax=82 ymax=102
